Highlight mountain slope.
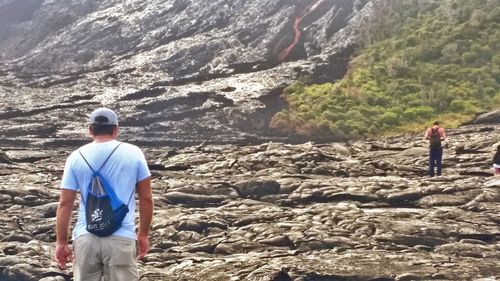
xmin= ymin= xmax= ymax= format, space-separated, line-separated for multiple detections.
xmin=0 ymin=0 xmax=377 ymax=147
xmin=271 ymin=0 xmax=500 ymax=137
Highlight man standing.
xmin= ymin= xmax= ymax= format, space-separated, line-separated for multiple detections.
xmin=424 ymin=120 xmax=447 ymax=177
xmin=54 ymin=107 xmax=153 ymax=281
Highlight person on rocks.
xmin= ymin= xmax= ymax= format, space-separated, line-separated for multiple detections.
xmin=54 ymin=107 xmax=153 ymax=281
xmin=424 ymin=120 xmax=447 ymax=177
xmin=493 ymin=145 xmax=500 ymax=176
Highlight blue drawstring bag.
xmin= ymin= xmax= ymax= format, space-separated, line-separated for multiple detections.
xmin=79 ymin=144 xmax=134 ymax=237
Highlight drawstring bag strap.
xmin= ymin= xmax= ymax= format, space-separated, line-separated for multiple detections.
xmin=78 ymin=143 xmax=122 ymax=173
xmin=126 ymin=187 xmax=135 ymax=206
xmin=78 ymin=143 xmax=122 ymax=205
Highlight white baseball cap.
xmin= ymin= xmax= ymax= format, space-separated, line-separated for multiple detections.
xmin=89 ymin=107 xmax=118 ymax=125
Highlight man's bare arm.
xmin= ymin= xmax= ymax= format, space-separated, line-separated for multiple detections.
xmin=424 ymin=129 xmax=430 ymax=140
xmin=56 ymin=189 xmax=77 ymax=244
xmin=441 ymin=128 xmax=447 ymax=140
xmin=136 ymin=177 xmax=153 ymax=258
xmin=54 ymin=189 xmax=76 ymax=269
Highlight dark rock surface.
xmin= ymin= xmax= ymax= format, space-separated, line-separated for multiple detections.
xmin=0 ymin=123 xmax=499 ymax=281
xmin=471 ymin=111 xmax=500 ymax=125
xmin=0 ymin=0 xmax=379 ymax=146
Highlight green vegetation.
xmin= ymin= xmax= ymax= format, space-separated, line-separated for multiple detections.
xmin=271 ymin=0 xmax=500 ymax=137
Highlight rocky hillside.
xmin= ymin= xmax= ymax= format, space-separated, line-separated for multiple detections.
xmin=0 ymin=0 xmax=378 ymax=147
xmin=271 ymin=0 xmax=500 ymax=137
xmin=0 ymin=2 xmax=499 ymax=280
xmin=0 ymin=119 xmax=499 ymax=280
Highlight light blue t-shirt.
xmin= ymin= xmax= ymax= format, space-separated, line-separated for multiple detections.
xmin=60 ymin=140 xmax=151 ymax=240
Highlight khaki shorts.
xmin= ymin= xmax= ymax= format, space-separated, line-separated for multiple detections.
xmin=73 ymin=234 xmax=138 ymax=281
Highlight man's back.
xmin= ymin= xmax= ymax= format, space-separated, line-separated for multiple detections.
xmin=61 ymin=140 xmax=150 ymax=240
xmin=425 ymin=126 xmax=446 ymax=146
xmin=429 ymin=127 xmax=441 ymax=149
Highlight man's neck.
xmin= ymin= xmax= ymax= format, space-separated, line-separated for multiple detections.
xmin=93 ymin=136 xmax=116 ymax=143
